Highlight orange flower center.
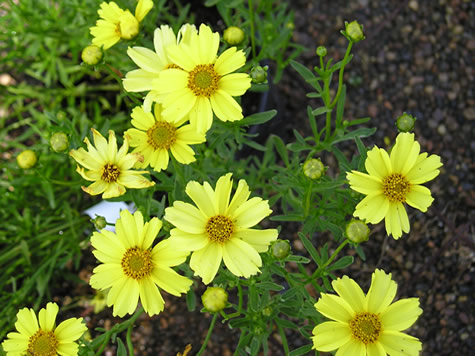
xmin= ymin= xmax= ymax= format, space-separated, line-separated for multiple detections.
xmin=205 ymin=215 xmax=234 ymax=243
xmin=147 ymin=121 xmax=177 ymax=150
xmin=382 ymin=173 xmax=410 ymax=202
xmin=121 ymin=247 xmax=153 ymax=280
xmin=187 ymin=64 xmax=220 ymax=97
xmin=349 ymin=312 xmax=382 ymax=344
xmin=101 ymin=163 xmax=120 ymax=183
xmin=27 ymin=329 xmax=58 ymax=356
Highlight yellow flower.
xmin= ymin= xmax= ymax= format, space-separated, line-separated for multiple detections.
xmin=312 ymin=269 xmax=422 ymax=355
xmin=164 ymin=173 xmax=278 ymax=284
xmin=125 ymin=105 xmax=205 ymax=172
xmin=153 ymin=24 xmax=252 ymax=133
xmin=347 ymin=132 xmax=442 ymax=239
xmin=123 ymin=24 xmax=198 ymax=111
xmin=90 ymin=0 xmax=153 ymax=50
xmin=89 ymin=210 xmax=192 ymax=317
xmin=1 ymin=302 xmax=87 ymax=356
xmin=69 ymin=129 xmax=154 ymax=199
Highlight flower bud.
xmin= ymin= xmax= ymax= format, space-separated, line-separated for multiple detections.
xmin=345 ymin=219 xmax=370 ymax=244
xmin=201 ymin=286 xmax=228 ymax=312
xmin=396 ymin=112 xmax=416 ymax=132
xmin=271 ymin=240 xmax=291 ymax=260
xmin=250 ymin=65 xmax=268 ymax=84
xmin=223 ymin=26 xmax=245 ymax=45
xmin=91 ymin=215 xmax=107 ymax=230
xmin=17 ymin=150 xmax=37 ymax=169
xmin=303 ymin=158 xmax=325 ymax=179
xmin=316 ymin=46 xmax=327 ymax=57
xmin=50 ymin=132 xmax=69 ymax=152
xmin=345 ymin=20 xmax=365 ymax=43
xmin=81 ymin=45 xmax=102 ymax=65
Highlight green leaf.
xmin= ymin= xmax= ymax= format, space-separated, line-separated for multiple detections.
xmin=312 ymin=106 xmax=331 ymax=116
xmin=285 ymin=255 xmax=311 ymax=264
xmin=289 ymin=344 xmax=314 ymax=356
xmin=256 ymin=282 xmax=284 ymax=291
xmin=271 ymin=135 xmax=290 ymax=167
xmin=270 ymin=214 xmax=304 ymax=222
xmin=239 ymin=110 xmax=277 ymax=126
xmin=116 ymin=338 xmax=127 ymax=356
xmin=332 ymin=127 xmax=376 ymax=144
xmin=298 ymin=233 xmax=321 ymax=265
xmin=328 ymin=256 xmax=354 ymax=271
xmin=290 ymin=60 xmax=316 ymax=82
xmin=186 ymin=288 xmax=196 ymax=311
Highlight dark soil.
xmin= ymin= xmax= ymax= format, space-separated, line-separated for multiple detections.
xmin=72 ymin=1 xmax=474 ymax=355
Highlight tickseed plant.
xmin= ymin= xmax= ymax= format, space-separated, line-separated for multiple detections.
xmin=1 ymin=1 xmax=443 ymax=355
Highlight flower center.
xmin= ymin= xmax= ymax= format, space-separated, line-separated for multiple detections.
xmin=205 ymin=215 xmax=234 ymax=243
xmin=27 ymin=330 xmax=58 ymax=356
xmin=187 ymin=64 xmax=220 ymax=97
xmin=147 ymin=121 xmax=177 ymax=150
xmin=121 ymin=247 xmax=153 ymax=280
xmin=382 ymin=173 xmax=410 ymax=202
xmin=101 ymin=163 xmax=120 ymax=183
xmin=349 ymin=312 xmax=382 ymax=344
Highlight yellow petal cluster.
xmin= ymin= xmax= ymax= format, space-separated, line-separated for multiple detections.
xmin=347 ymin=132 xmax=442 ymax=239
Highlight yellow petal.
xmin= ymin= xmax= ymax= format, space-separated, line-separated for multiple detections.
xmin=167 ymin=230 xmax=209 ymax=252
xmin=214 ymin=47 xmax=246 ymax=75
xmin=109 ymin=277 xmax=139 ymax=317
xmin=54 ymin=317 xmax=86 ymax=343
xmin=336 ymin=339 xmax=366 ymax=356
xmin=214 ymin=173 xmax=233 ymax=214
xmin=384 ymin=202 xmax=408 ymax=239
xmin=151 ymin=238 xmax=190 ymax=266
xmin=406 ymin=184 xmax=434 ymax=212
xmin=127 ymin=46 xmax=163 ymax=74
xmin=378 ymin=330 xmax=422 ymax=355
xmin=90 ymin=263 xmax=123 ymax=290
xmin=138 ymin=278 xmax=164 ymax=317
xmin=232 ymin=228 xmax=278 ymax=253
xmin=347 ymin=171 xmax=382 ymax=195
xmin=69 ymin=147 xmax=102 ymax=171
xmin=365 ymin=269 xmax=397 ymax=314
xmin=189 ymin=96 xmax=213 ymax=133
xmin=311 ymin=321 xmax=351 ymax=352
xmin=176 ymin=125 xmax=206 ymax=144
xmin=226 ymin=179 xmax=251 ymax=215
xmin=218 ymin=73 xmax=251 ymax=96
xmin=185 ymin=180 xmax=217 ymax=217
xmin=15 ymin=308 xmax=39 ymax=336
xmin=38 ymin=303 xmax=58 ymax=332
xmin=134 ymin=0 xmax=153 ymax=22
xmin=390 ymin=132 xmax=420 ymax=175
xmin=165 ymin=201 xmax=207 ymax=234
xmin=210 ymin=89 xmax=243 ymax=122
xmin=153 ymin=25 xmax=177 ymax=63
xmin=189 ymin=243 xmax=223 ymax=284
xmin=332 ymin=276 xmax=366 ymax=313
xmin=142 ymin=217 xmax=162 ymax=250
xmin=222 ymin=238 xmax=262 ymax=278
xmin=405 ymin=152 xmax=443 ymax=184
xmin=315 ymin=293 xmax=355 ymax=323
xmin=102 ymin=182 xmax=126 ymax=199
xmin=81 ymin=180 xmax=108 ymax=196
xmin=151 ymin=266 xmax=192 ymax=296
xmin=232 ymin=197 xmax=272 ymax=228
xmin=197 ymin=24 xmax=219 ymax=64
xmin=98 ymin=2 xmax=123 ymax=22
xmin=353 ymin=193 xmax=389 ymax=224
xmin=366 ymin=342 xmax=386 ymax=356
xmin=123 ymin=69 xmax=155 ymax=92
xmin=166 ymin=43 xmax=195 ymax=71
xmin=365 ymin=146 xmax=392 ymax=179
xmin=380 ymin=298 xmax=422 ymax=331
xmin=170 ymin=142 xmax=196 ymax=164
xmin=161 ymin=87 xmax=197 ymax=124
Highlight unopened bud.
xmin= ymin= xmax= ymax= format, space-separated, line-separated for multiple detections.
xmin=316 ymin=46 xmax=327 ymax=57
xmin=345 ymin=219 xmax=370 ymax=244
xmin=344 ymin=20 xmax=365 ymax=43
xmin=396 ymin=112 xmax=416 ymax=132
xmin=271 ymin=240 xmax=291 ymax=260
xmin=223 ymin=26 xmax=245 ymax=45
xmin=81 ymin=45 xmax=103 ymax=65
xmin=201 ymin=286 xmax=228 ymax=312
xmin=250 ymin=65 xmax=268 ymax=84
xmin=50 ymin=132 xmax=69 ymax=152
xmin=91 ymin=215 xmax=107 ymax=230
xmin=303 ymin=158 xmax=325 ymax=179
xmin=17 ymin=150 xmax=37 ymax=169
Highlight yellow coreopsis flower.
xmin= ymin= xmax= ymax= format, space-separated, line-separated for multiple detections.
xmin=347 ymin=132 xmax=442 ymax=239
xmin=90 ymin=0 xmax=153 ymax=50
xmin=153 ymin=24 xmax=252 ymax=133
xmin=312 ymin=269 xmax=422 ymax=355
xmin=89 ymin=210 xmax=192 ymax=317
xmin=69 ymin=129 xmax=154 ymax=199
xmin=125 ymin=105 xmax=206 ymax=172
xmin=1 ymin=302 xmax=87 ymax=356
xmin=164 ymin=173 xmax=278 ymax=284
xmin=123 ymin=24 xmax=198 ymax=111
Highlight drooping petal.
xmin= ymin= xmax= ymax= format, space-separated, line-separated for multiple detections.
xmin=189 ymin=243 xmax=223 ymax=284
xmin=138 ymin=278 xmax=164 ymax=316
xmin=406 ymin=184 xmax=434 ymax=212
xmin=378 ymin=330 xmax=422 ymax=356
xmin=311 ymin=321 xmax=352 ymax=352
xmin=380 ymin=298 xmax=422 ymax=331
xmin=109 ymin=277 xmax=140 ymax=317
xmin=222 ymin=238 xmax=262 ymax=278
xmin=384 ymin=202 xmax=407 ymax=239
xmin=365 ymin=269 xmax=397 ymax=314
xmin=332 ymin=276 xmax=366 ymax=314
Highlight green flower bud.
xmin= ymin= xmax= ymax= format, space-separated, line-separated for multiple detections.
xmin=271 ymin=240 xmax=291 ymax=260
xmin=345 ymin=219 xmax=370 ymax=244
xmin=262 ymin=306 xmax=272 ymax=317
xmin=50 ymin=132 xmax=69 ymax=152
xmin=345 ymin=20 xmax=365 ymax=43
xmin=201 ymin=286 xmax=228 ymax=312
xmin=250 ymin=65 xmax=268 ymax=84
xmin=396 ymin=112 xmax=416 ymax=132
xmin=285 ymin=21 xmax=295 ymax=31
xmin=81 ymin=45 xmax=103 ymax=65
xmin=316 ymin=46 xmax=327 ymax=57
xmin=17 ymin=150 xmax=37 ymax=169
xmin=223 ymin=26 xmax=245 ymax=45
xmin=303 ymin=158 xmax=325 ymax=179
xmin=91 ymin=215 xmax=107 ymax=230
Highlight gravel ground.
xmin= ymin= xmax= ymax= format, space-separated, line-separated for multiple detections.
xmin=71 ymin=1 xmax=474 ymax=355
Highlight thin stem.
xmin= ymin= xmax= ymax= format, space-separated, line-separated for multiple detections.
xmin=306 ymin=240 xmax=349 ymax=284
xmin=196 ymin=313 xmax=219 ymax=356
xmin=324 ymin=109 xmax=332 ymax=143
xmin=329 ymin=41 xmax=353 ymax=109
xmin=248 ymin=0 xmax=257 ymax=59
xmin=304 ymin=180 xmax=314 ymax=218
xmin=221 ymin=282 xmax=243 ymax=319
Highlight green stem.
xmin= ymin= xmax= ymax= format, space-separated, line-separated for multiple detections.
xmin=304 ymin=180 xmax=314 ymax=218
xmin=248 ymin=0 xmax=257 ymax=59
xmin=221 ymin=282 xmax=243 ymax=319
xmin=329 ymin=41 xmax=353 ymax=109
xmin=196 ymin=313 xmax=218 ymax=356
xmin=306 ymin=240 xmax=349 ymax=284
xmin=324 ymin=109 xmax=332 ymax=143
